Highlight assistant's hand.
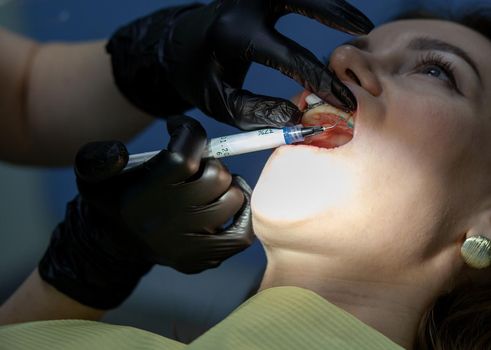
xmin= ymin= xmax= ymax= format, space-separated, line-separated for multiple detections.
xmin=38 ymin=115 xmax=253 ymax=309
xmin=107 ymin=0 xmax=373 ymax=130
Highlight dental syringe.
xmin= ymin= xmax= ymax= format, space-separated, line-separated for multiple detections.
xmin=123 ymin=125 xmax=326 ymax=172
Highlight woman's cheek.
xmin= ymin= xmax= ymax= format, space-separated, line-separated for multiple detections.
xmin=384 ymin=87 xmax=472 ymax=171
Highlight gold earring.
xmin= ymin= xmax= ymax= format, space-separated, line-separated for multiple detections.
xmin=461 ymin=235 xmax=491 ymax=269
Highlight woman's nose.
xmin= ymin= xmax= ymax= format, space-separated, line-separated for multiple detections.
xmin=329 ymin=45 xmax=382 ymax=97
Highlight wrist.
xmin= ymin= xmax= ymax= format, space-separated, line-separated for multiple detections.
xmin=106 ymin=4 xmax=203 ymax=117
xmin=0 ymin=269 xmax=105 ymax=325
xmin=38 ymin=196 xmax=152 ymax=310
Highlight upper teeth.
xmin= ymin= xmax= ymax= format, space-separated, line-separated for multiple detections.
xmin=304 ymin=93 xmax=354 ymax=128
xmin=305 ymin=94 xmax=323 ymax=106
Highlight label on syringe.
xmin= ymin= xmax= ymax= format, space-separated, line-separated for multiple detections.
xmin=203 ymin=128 xmax=286 ymax=158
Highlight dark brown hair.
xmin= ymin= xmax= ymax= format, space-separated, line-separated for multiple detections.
xmin=392 ymin=8 xmax=491 ymax=350
xmin=415 ymin=284 xmax=491 ymax=349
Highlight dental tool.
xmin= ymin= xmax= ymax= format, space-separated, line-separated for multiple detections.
xmin=123 ymin=125 xmax=328 ymax=172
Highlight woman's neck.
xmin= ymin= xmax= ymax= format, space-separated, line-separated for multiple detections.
xmin=258 ymin=248 xmax=432 ymax=350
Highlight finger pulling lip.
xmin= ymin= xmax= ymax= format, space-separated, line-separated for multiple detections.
xmin=329 ymin=76 xmax=357 ymax=112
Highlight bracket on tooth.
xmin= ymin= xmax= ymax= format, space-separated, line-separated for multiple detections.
xmin=305 ymin=93 xmax=327 ymax=111
xmin=305 ymin=93 xmax=323 ymax=105
xmin=304 ymin=93 xmax=354 ymax=129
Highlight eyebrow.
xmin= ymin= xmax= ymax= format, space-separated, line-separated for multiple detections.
xmin=344 ymin=36 xmax=482 ymax=84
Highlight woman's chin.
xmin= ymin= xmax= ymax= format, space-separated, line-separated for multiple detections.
xmin=251 ymin=144 xmax=358 ymax=244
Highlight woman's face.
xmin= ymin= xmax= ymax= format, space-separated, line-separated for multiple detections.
xmin=252 ymin=19 xmax=491 ymax=272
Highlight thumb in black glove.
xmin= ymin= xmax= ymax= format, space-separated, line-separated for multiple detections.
xmin=107 ymin=0 xmax=373 ymax=130
xmin=39 ymin=115 xmax=254 ymax=309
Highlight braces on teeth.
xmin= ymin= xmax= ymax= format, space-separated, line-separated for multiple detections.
xmin=305 ymin=94 xmax=325 ymax=111
xmin=304 ymin=93 xmax=354 ymax=129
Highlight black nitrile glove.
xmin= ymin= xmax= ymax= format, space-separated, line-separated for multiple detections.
xmin=39 ymin=115 xmax=253 ymax=309
xmin=106 ymin=0 xmax=374 ymax=130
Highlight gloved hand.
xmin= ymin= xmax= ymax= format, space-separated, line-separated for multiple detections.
xmin=38 ymin=115 xmax=253 ymax=309
xmin=106 ymin=0 xmax=373 ymax=130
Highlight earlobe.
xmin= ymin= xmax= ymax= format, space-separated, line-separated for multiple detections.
xmin=460 ymin=211 xmax=491 ymax=269
xmin=461 ymin=235 xmax=491 ymax=269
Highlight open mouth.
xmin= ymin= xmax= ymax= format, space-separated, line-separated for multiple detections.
xmin=300 ymin=93 xmax=355 ymax=150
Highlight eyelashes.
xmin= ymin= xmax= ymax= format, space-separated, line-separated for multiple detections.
xmin=413 ymin=52 xmax=459 ymax=91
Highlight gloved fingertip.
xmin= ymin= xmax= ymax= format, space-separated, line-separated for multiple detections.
xmin=285 ymin=108 xmax=303 ymax=126
xmin=232 ymin=175 xmax=252 ymax=199
xmin=166 ymin=115 xmax=207 ymax=159
xmin=313 ymin=71 xmax=357 ymax=112
xmin=330 ymin=75 xmax=357 ymax=111
xmin=228 ymin=176 xmax=253 ymax=243
xmin=237 ymin=99 xmax=303 ymax=130
xmin=75 ymin=141 xmax=128 ymax=183
xmin=266 ymin=101 xmax=303 ymax=128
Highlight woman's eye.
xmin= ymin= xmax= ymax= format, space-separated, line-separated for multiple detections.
xmin=414 ymin=54 xmax=460 ymax=93
xmin=420 ymin=65 xmax=451 ymax=82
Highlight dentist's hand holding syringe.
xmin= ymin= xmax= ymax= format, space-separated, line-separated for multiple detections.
xmin=39 ymin=116 xmax=254 ymax=309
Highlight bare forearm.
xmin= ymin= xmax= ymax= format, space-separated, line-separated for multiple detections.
xmin=24 ymin=40 xmax=154 ymax=165
xmin=0 ymin=269 xmax=104 ymax=325
xmin=0 ymin=29 xmax=38 ymax=163
xmin=0 ymin=29 xmax=154 ymax=166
